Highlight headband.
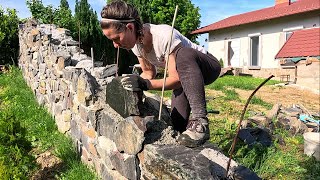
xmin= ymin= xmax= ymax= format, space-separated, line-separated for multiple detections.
xmin=101 ymin=18 xmax=135 ymax=23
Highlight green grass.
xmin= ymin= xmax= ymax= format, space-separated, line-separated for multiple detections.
xmin=206 ymin=75 xmax=279 ymax=91
xmin=0 ymin=67 xmax=97 ymax=179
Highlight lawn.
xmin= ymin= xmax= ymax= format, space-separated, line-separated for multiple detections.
xmin=0 ymin=67 xmax=97 ymax=179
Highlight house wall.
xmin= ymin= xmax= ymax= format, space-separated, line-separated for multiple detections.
xmin=208 ymin=12 xmax=319 ymax=69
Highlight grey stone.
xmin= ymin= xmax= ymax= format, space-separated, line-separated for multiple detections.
xmin=79 ymin=104 xmax=90 ymax=122
xmin=96 ymin=136 xmax=116 ymax=169
xmin=72 ymin=53 xmax=89 ymax=61
xmin=61 ymin=39 xmax=79 ymax=46
xmin=76 ymin=69 xmax=99 ymax=106
xmin=70 ymin=117 xmax=82 ymax=141
xmin=75 ymin=59 xmax=94 ymax=72
xmin=248 ymin=115 xmax=271 ymax=127
xmin=110 ymin=151 xmax=140 ymax=180
xmin=97 ymin=109 xmax=122 ymax=140
xmin=280 ymin=107 xmax=302 ymax=117
xmin=88 ymin=107 xmax=103 ymax=130
xmin=93 ymin=64 xmax=117 ymax=79
xmin=39 ymin=63 xmax=47 ymax=75
xmin=114 ymin=116 xmax=146 ymax=155
xmin=100 ymin=163 xmax=127 ymax=180
xmin=141 ymin=144 xmax=219 ymax=180
xmin=106 ymin=77 xmax=142 ymax=118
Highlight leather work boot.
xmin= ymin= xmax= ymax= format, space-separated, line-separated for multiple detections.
xmin=177 ymin=117 xmax=210 ymax=148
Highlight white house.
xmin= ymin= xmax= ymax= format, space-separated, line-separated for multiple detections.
xmin=192 ymin=0 xmax=320 ymax=91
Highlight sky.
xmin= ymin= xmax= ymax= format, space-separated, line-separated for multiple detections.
xmin=0 ymin=0 xmax=275 ymax=49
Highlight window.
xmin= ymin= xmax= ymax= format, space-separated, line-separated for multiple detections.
xmin=250 ymin=36 xmax=260 ymax=66
xmin=285 ymin=31 xmax=293 ymax=41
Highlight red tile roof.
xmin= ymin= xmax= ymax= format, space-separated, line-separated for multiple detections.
xmin=276 ymin=27 xmax=320 ymax=58
xmin=192 ymin=0 xmax=320 ymax=34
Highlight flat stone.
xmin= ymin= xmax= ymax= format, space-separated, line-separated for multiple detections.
xmin=93 ymin=64 xmax=117 ymax=79
xmin=248 ymin=115 xmax=270 ymax=127
xmin=141 ymin=144 xmax=219 ymax=180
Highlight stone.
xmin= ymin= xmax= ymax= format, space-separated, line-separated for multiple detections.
xmin=39 ymin=63 xmax=47 ymax=75
xmin=288 ymin=116 xmax=308 ymax=134
xmin=106 ymin=77 xmax=142 ymax=118
xmin=61 ymin=39 xmax=79 ymax=46
xmin=72 ymin=53 xmax=89 ymax=61
xmin=62 ymin=110 xmax=72 ymax=122
xmin=114 ymin=116 xmax=146 ymax=155
xmin=96 ymin=136 xmax=117 ymax=169
xmin=281 ymin=107 xmax=302 ymax=117
xmin=93 ymin=64 xmax=117 ymax=79
xmin=88 ymin=107 xmax=103 ymax=130
xmin=70 ymin=117 xmax=82 ymax=141
xmin=141 ymin=91 xmax=172 ymax=126
xmin=79 ymin=104 xmax=90 ymax=122
xmin=248 ymin=115 xmax=271 ymax=127
xmin=77 ymin=69 xmax=98 ymax=106
xmin=97 ymin=109 xmax=123 ymax=141
xmin=100 ymin=163 xmax=127 ymax=180
xmin=110 ymin=151 xmax=140 ymax=180
xmin=141 ymin=144 xmax=219 ymax=180
xmin=75 ymin=59 xmax=94 ymax=72
xmin=198 ymin=144 xmax=259 ymax=179
xmin=266 ymin=103 xmax=281 ymax=120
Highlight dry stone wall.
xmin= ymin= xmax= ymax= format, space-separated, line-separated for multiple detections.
xmin=18 ymin=21 xmax=260 ymax=180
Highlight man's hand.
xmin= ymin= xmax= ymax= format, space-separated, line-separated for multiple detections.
xmin=120 ymin=74 xmax=150 ymax=91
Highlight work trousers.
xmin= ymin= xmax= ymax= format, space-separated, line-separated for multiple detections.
xmin=171 ymin=47 xmax=221 ymax=132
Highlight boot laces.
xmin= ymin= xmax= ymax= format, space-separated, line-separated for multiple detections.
xmin=186 ymin=119 xmax=206 ymax=133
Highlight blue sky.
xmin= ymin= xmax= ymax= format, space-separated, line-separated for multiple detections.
xmin=0 ymin=0 xmax=275 ymax=48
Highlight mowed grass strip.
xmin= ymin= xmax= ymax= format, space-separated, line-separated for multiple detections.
xmin=0 ymin=67 xmax=97 ymax=179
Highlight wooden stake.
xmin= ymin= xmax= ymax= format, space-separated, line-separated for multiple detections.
xmin=91 ymin=47 xmax=94 ymax=72
xmin=116 ymin=47 xmax=119 ymax=77
xmin=158 ymin=5 xmax=178 ymax=121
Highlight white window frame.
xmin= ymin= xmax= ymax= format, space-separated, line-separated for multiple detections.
xmin=283 ymin=26 xmax=304 ymax=41
xmin=248 ymin=33 xmax=261 ymax=69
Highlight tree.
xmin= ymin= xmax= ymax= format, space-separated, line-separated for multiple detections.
xmin=109 ymin=0 xmax=201 ymax=42
xmin=54 ymin=0 xmax=74 ymax=31
xmin=75 ymin=0 xmax=116 ymax=66
xmin=26 ymin=0 xmax=56 ymax=24
xmin=0 ymin=7 xmax=19 ymax=65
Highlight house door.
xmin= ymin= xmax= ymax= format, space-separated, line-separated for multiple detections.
xmin=228 ymin=39 xmax=240 ymax=67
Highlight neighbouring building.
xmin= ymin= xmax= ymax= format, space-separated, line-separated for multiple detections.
xmin=192 ymin=0 xmax=320 ymax=92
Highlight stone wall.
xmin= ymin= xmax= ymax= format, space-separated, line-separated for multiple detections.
xmin=18 ymin=21 xmax=259 ymax=180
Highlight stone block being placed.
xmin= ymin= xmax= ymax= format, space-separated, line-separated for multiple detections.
xmin=106 ymin=77 xmax=142 ymax=118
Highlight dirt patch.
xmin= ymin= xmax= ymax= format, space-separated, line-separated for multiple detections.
xmin=235 ymin=85 xmax=319 ymax=112
xmin=31 ymin=150 xmax=64 ymax=180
